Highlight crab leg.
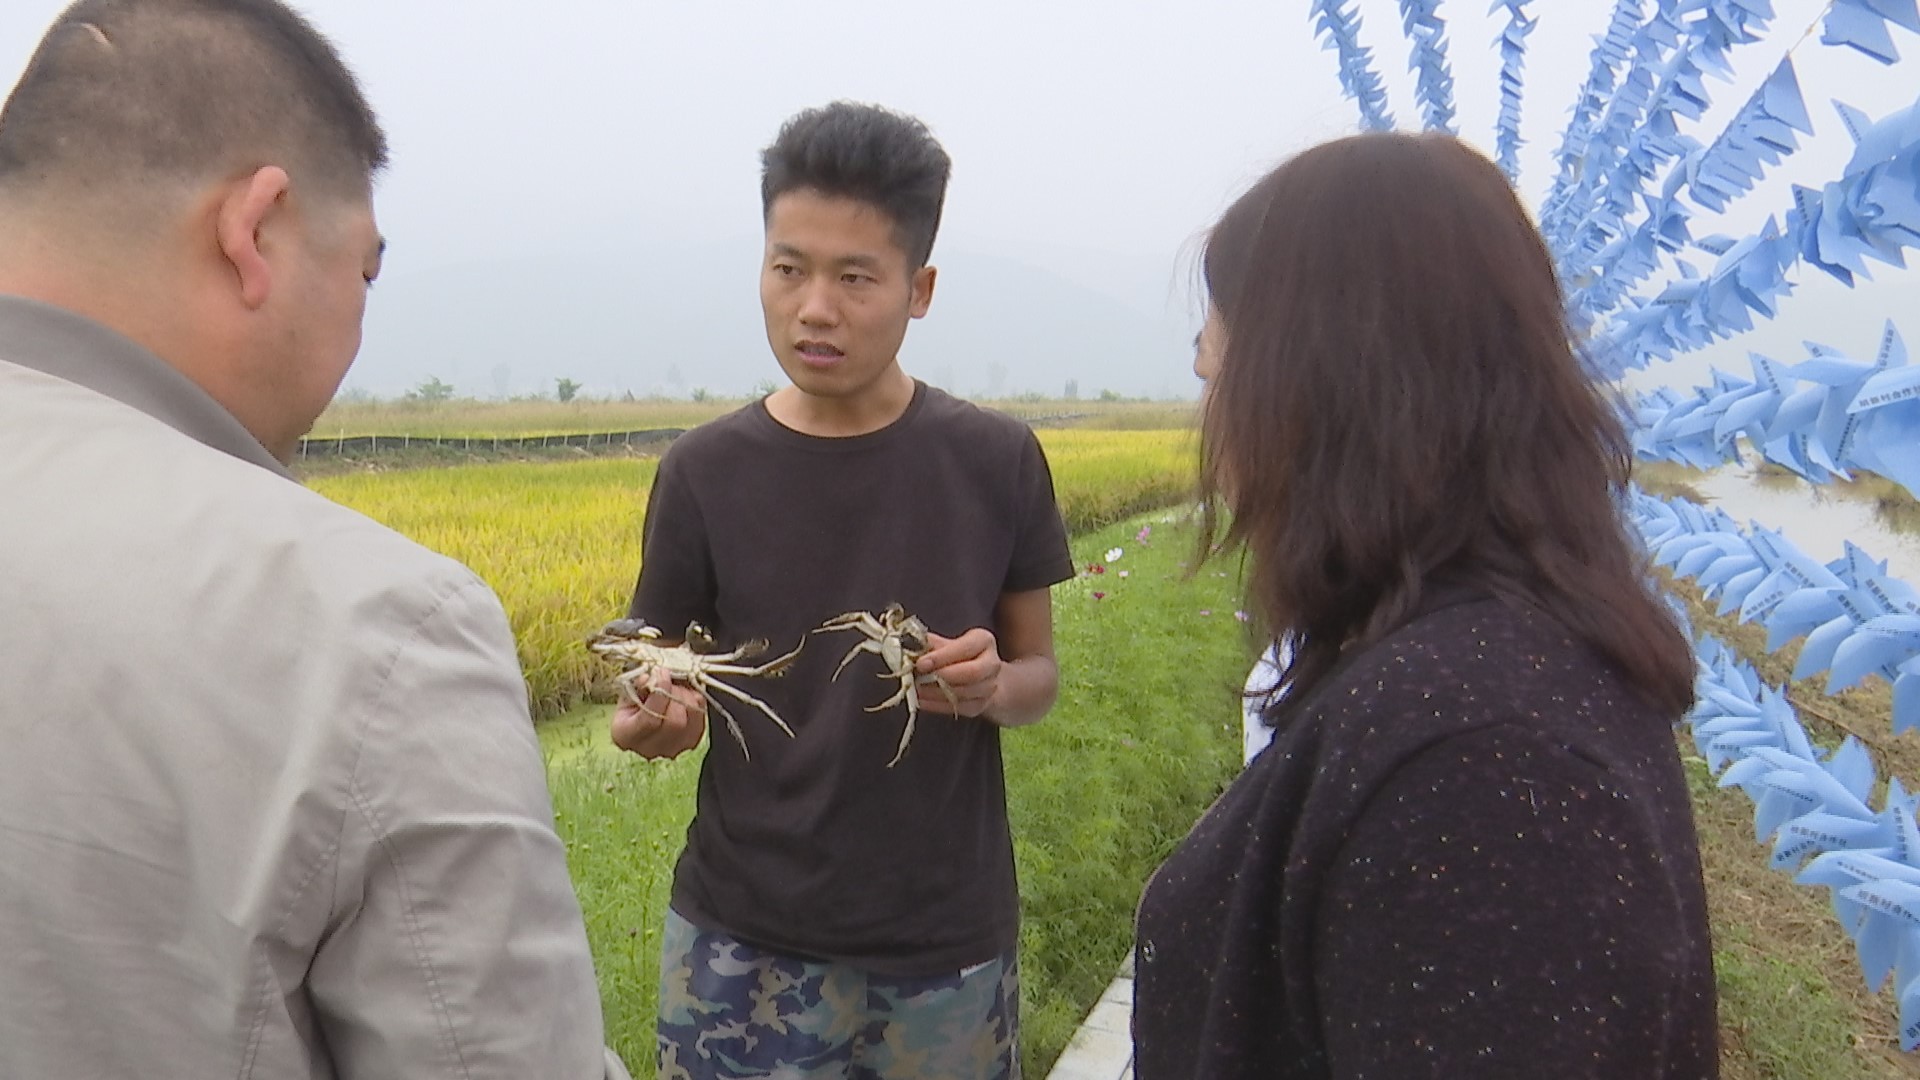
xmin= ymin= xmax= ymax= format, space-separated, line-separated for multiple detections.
xmin=613 ymin=667 xmax=656 ymax=707
xmin=712 ymin=640 xmax=805 ymax=678
xmin=816 ymin=612 xmax=876 ymax=632
xmin=868 ymin=668 xmax=915 ymax=712
xmin=868 ymin=669 xmax=954 ymax=711
xmin=860 ymin=669 xmax=923 ymax=767
xmin=830 ymin=640 xmax=878 ymax=681
xmin=877 ymin=673 xmax=958 ymax=768
xmin=699 ymin=688 xmax=753 ymax=760
xmin=699 ymin=675 xmax=798 ymax=740
xmin=921 ymin=672 xmax=959 ymax=714
xmin=887 ymin=693 xmax=917 ymax=768
xmin=816 ymin=616 xmax=885 ymax=677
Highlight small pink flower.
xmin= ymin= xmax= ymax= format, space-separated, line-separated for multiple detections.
xmin=1136 ymin=526 xmax=1152 ymax=544
xmin=1199 ymin=609 xmax=1213 ymax=616
xmin=1234 ymin=611 xmax=1251 ymax=623
xmin=1093 ymin=591 xmax=1107 ymax=600
xmin=1118 ymin=570 xmax=1130 ymax=579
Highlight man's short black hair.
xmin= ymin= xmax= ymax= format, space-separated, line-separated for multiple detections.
xmin=760 ymin=102 xmax=951 ymax=269
xmin=0 ymin=0 xmax=387 ymax=201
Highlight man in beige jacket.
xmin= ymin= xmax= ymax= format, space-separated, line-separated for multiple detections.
xmin=0 ymin=2 xmax=630 ymax=1077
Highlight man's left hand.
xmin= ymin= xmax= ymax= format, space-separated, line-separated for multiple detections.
xmin=915 ymin=629 xmax=1002 ymax=719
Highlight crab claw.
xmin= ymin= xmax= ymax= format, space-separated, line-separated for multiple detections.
xmin=592 ymin=617 xmax=653 ymax=644
xmin=684 ymin=622 xmax=718 ymax=653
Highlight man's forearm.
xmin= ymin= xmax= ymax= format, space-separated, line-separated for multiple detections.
xmin=983 ymin=654 xmax=1058 ymax=728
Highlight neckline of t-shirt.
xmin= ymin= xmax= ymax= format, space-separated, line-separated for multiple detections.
xmin=749 ymin=378 xmax=930 ymax=452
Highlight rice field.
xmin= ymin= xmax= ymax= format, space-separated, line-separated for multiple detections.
xmin=310 ymin=428 xmax=1198 ymax=720
xmin=313 ymin=457 xmax=656 ymax=718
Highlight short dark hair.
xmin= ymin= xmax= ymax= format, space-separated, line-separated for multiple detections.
xmin=1198 ymin=132 xmax=1694 ymax=718
xmin=0 ymin=0 xmax=387 ymax=201
xmin=760 ymin=101 xmax=951 ymax=269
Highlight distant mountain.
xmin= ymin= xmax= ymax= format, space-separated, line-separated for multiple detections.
xmin=345 ymin=240 xmax=1201 ymax=402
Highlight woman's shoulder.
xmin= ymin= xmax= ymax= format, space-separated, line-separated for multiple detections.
xmin=1306 ymin=596 xmax=1678 ymax=776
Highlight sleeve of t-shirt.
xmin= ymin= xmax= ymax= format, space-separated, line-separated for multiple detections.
xmin=1314 ymin=725 xmax=1696 ymax=1078
xmin=626 ymin=445 xmax=717 ymax=635
xmin=1004 ymin=429 xmax=1076 ymax=593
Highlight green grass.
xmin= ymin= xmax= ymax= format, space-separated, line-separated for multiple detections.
xmin=1005 ymin=514 xmax=1247 ymax=1067
xmin=539 ymin=510 xmax=1249 ymax=1076
xmin=542 ymin=721 xmax=702 ymax=1058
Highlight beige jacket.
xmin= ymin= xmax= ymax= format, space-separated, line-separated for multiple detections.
xmin=0 ymin=297 xmax=630 ymax=1080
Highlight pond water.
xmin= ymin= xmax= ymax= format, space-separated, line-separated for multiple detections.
xmin=1688 ymin=464 xmax=1920 ymax=584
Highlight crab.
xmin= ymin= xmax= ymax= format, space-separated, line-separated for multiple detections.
xmin=586 ymin=618 xmax=803 ymax=760
xmin=814 ymin=603 xmax=959 ymax=767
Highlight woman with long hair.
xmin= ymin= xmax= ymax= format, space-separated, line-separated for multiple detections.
xmin=1132 ymin=133 xmax=1717 ymax=1078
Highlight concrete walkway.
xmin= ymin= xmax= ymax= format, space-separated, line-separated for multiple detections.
xmin=1044 ymin=953 xmax=1134 ymax=1080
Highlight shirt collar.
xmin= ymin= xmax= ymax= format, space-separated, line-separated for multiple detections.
xmin=0 ymin=294 xmax=292 ymax=479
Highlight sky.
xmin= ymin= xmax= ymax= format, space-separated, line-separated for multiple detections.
xmin=0 ymin=1 xmax=1914 ymax=401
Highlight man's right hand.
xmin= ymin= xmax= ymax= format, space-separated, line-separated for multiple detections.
xmin=609 ymin=669 xmax=708 ymax=759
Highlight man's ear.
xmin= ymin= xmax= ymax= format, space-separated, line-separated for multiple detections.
xmin=214 ymin=166 xmax=292 ymax=310
xmin=910 ymin=264 xmax=937 ymax=319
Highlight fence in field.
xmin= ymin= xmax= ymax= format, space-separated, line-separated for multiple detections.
xmin=297 ymin=428 xmax=686 ymax=458
xmin=296 ymin=413 xmax=1094 ymax=459
xmin=1304 ymin=0 xmax=1920 ymax=1051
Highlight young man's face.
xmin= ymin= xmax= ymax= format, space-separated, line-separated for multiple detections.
xmin=760 ymin=188 xmax=935 ymax=405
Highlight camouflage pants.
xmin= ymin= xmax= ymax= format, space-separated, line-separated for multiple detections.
xmin=656 ymin=908 xmax=1020 ymax=1080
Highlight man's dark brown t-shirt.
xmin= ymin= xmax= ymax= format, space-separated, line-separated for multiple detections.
xmin=628 ymin=380 xmax=1075 ymax=976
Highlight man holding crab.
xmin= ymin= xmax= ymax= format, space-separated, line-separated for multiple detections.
xmin=611 ymin=101 xmax=1074 ymax=1080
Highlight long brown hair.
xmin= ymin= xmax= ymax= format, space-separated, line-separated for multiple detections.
xmin=1199 ymin=132 xmax=1694 ymax=716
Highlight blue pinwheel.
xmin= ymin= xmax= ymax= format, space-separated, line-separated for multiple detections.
xmin=1822 ymin=0 xmax=1920 ymax=65
xmin=1730 ymin=526 xmax=1842 ymax=624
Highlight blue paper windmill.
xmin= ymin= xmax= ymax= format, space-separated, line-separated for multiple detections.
xmin=1822 ymin=0 xmax=1920 ymax=65
xmin=1845 ymin=326 xmax=1920 ymax=491
xmin=1629 ymin=320 xmax=1914 ymax=491
xmin=1748 ymin=540 xmax=1870 ymax=649
xmin=1680 ymin=629 xmax=1920 ymax=1051
xmin=1309 ymin=0 xmax=1920 ymax=1049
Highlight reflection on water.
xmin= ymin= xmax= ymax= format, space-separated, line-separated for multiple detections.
xmin=1690 ymin=464 xmax=1920 ymax=585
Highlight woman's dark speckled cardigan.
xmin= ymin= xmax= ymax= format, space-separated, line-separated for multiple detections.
xmin=1132 ymin=590 xmax=1718 ymax=1079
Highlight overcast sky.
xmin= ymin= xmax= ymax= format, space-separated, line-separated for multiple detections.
xmin=1 ymin=1 xmax=1914 ymax=400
